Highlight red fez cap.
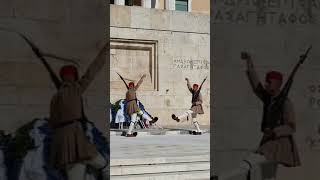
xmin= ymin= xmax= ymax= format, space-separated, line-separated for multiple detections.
xmin=60 ymin=65 xmax=77 ymax=78
xmin=193 ymin=84 xmax=199 ymax=88
xmin=128 ymin=82 xmax=135 ymax=87
xmin=266 ymin=71 xmax=283 ymax=82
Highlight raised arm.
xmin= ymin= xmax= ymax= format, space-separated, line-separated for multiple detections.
xmin=242 ymin=52 xmax=268 ymax=101
xmin=79 ymin=42 xmax=108 ymax=93
xmin=198 ymin=77 xmax=207 ymax=92
xmin=185 ymin=78 xmax=193 ymax=93
xmin=134 ymin=74 xmax=146 ymax=90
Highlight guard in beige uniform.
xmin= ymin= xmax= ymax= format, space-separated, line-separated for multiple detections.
xmin=120 ymin=74 xmax=158 ymax=137
xmin=37 ymin=43 xmax=109 ymax=180
xmin=241 ymin=52 xmax=300 ymax=180
xmin=172 ymin=77 xmax=207 ymax=135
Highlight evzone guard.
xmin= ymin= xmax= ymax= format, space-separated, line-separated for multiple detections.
xmin=172 ymin=77 xmax=207 ymax=135
xmin=0 ymin=29 xmax=109 ymax=179
xmin=36 ymin=43 xmax=109 ymax=180
xmin=118 ymin=73 xmax=158 ymax=137
xmin=239 ymin=50 xmax=307 ymax=179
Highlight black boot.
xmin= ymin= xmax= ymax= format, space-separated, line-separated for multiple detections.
xmin=150 ymin=117 xmax=159 ymax=124
xmin=126 ymin=132 xmax=138 ymax=137
xmin=171 ymin=114 xmax=180 ymax=122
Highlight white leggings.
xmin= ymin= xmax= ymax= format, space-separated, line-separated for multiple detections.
xmin=127 ymin=110 xmax=152 ymax=134
xmin=177 ymin=110 xmax=196 ymax=123
xmin=177 ymin=110 xmax=202 ymax=132
xmin=130 ymin=110 xmax=152 ymax=123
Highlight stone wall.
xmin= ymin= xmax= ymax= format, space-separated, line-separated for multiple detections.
xmin=212 ymin=0 xmax=320 ymax=179
xmin=0 ymin=0 xmax=107 ymax=133
xmin=110 ymin=5 xmax=210 ymax=127
xmin=192 ymin=0 xmax=210 ymax=14
xmin=157 ymin=0 xmax=210 ymax=13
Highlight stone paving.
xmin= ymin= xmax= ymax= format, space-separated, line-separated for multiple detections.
xmin=110 ymin=133 xmax=210 ymax=160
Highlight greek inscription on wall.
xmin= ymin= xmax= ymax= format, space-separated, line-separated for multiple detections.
xmin=308 ymin=84 xmax=320 ymax=108
xmin=173 ymin=58 xmax=209 ymax=70
xmin=212 ymin=0 xmax=320 ymax=25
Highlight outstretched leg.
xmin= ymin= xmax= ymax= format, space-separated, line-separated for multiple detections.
xmin=172 ymin=110 xmax=193 ymax=122
xmin=137 ymin=110 xmax=158 ymax=125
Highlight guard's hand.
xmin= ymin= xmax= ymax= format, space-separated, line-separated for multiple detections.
xmin=142 ymin=74 xmax=147 ymax=79
xmin=185 ymin=78 xmax=189 ymax=81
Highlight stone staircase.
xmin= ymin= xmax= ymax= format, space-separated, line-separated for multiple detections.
xmin=110 ymin=155 xmax=210 ymax=180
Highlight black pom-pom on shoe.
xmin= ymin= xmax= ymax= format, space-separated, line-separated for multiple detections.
xmin=171 ymin=114 xmax=180 ymax=122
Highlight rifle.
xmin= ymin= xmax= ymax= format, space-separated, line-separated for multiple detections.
xmin=0 ymin=27 xmax=80 ymax=65
xmin=279 ymin=46 xmax=312 ymax=99
xmin=20 ymin=34 xmax=62 ymax=89
xmin=0 ymin=27 xmax=81 ymax=89
xmin=259 ymin=46 xmax=312 ymax=147
xmin=268 ymin=46 xmax=312 ymax=128
xmin=116 ymin=72 xmax=129 ymax=89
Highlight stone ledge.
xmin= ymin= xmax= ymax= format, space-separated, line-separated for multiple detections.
xmin=110 ymin=128 xmax=210 ymax=136
xmin=110 ymin=170 xmax=210 ymax=180
xmin=110 ymin=154 xmax=210 ymax=166
xmin=111 ymin=161 xmax=209 ymax=176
